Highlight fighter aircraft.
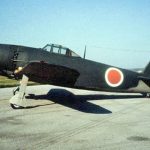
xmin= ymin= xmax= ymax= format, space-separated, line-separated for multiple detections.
xmin=0 ymin=43 xmax=149 ymax=109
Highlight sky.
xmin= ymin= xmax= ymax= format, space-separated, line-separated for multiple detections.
xmin=0 ymin=0 xmax=150 ymax=69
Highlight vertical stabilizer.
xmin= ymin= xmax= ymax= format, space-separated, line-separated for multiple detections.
xmin=143 ymin=62 xmax=150 ymax=76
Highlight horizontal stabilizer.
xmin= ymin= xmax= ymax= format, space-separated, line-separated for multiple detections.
xmin=138 ymin=76 xmax=150 ymax=80
xmin=138 ymin=76 xmax=150 ymax=87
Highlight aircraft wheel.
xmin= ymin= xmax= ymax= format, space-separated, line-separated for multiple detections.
xmin=142 ymin=93 xmax=150 ymax=98
xmin=147 ymin=93 xmax=150 ymax=98
xmin=10 ymin=103 xmax=24 ymax=109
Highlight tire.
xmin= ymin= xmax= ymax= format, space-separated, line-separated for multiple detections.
xmin=10 ymin=103 xmax=24 ymax=109
xmin=141 ymin=93 xmax=150 ymax=98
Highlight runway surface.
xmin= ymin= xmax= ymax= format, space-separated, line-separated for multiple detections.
xmin=0 ymin=85 xmax=150 ymax=150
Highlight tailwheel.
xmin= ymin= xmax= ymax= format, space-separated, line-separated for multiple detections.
xmin=141 ymin=93 xmax=150 ymax=98
xmin=10 ymin=103 xmax=24 ymax=109
xmin=146 ymin=93 xmax=150 ymax=98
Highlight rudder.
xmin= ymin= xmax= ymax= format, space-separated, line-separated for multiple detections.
xmin=143 ymin=62 xmax=150 ymax=76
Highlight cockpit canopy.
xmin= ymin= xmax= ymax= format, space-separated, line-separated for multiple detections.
xmin=42 ymin=44 xmax=81 ymax=58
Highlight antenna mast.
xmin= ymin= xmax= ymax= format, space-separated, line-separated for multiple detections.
xmin=83 ymin=45 xmax=86 ymax=59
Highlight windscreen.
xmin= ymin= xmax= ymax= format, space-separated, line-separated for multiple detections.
xmin=42 ymin=44 xmax=81 ymax=57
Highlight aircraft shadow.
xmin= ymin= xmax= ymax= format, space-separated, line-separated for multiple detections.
xmin=26 ymin=89 xmax=113 ymax=114
xmin=26 ymin=88 xmax=144 ymax=114
xmin=76 ymin=93 xmax=144 ymax=101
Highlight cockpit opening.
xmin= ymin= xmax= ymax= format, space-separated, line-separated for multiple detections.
xmin=42 ymin=44 xmax=81 ymax=57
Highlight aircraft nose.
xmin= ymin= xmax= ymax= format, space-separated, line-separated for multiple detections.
xmin=0 ymin=44 xmax=11 ymax=70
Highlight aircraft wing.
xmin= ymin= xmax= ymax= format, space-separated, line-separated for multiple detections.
xmin=14 ymin=62 xmax=80 ymax=87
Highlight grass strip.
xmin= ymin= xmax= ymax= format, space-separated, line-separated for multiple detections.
xmin=0 ymin=75 xmax=38 ymax=88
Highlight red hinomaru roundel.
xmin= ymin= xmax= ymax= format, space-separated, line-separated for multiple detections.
xmin=105 ymin=67 xmax=124 ymax=87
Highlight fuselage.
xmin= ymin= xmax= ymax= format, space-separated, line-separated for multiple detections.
xmin=0 ymin=44 xmax=149 ymax=93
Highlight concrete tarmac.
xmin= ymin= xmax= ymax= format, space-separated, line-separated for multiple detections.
xmin=0 ymin=85 xmax=150 ymax=150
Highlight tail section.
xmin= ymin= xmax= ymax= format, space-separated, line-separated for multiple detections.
xmin=139 ymin=62 xmax=150 ymax=87
xmin=143 ymin=62 xmax=150 ymax=76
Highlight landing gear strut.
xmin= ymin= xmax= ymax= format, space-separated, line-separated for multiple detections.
xmin=10 ymin=75 xmax=29 ymax=109
xmin=13 ymin=86 xmax=20 ymax=95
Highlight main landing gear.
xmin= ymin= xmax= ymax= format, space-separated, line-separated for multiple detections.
xmin=10 ymin=75 xmax=29 ymax=109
